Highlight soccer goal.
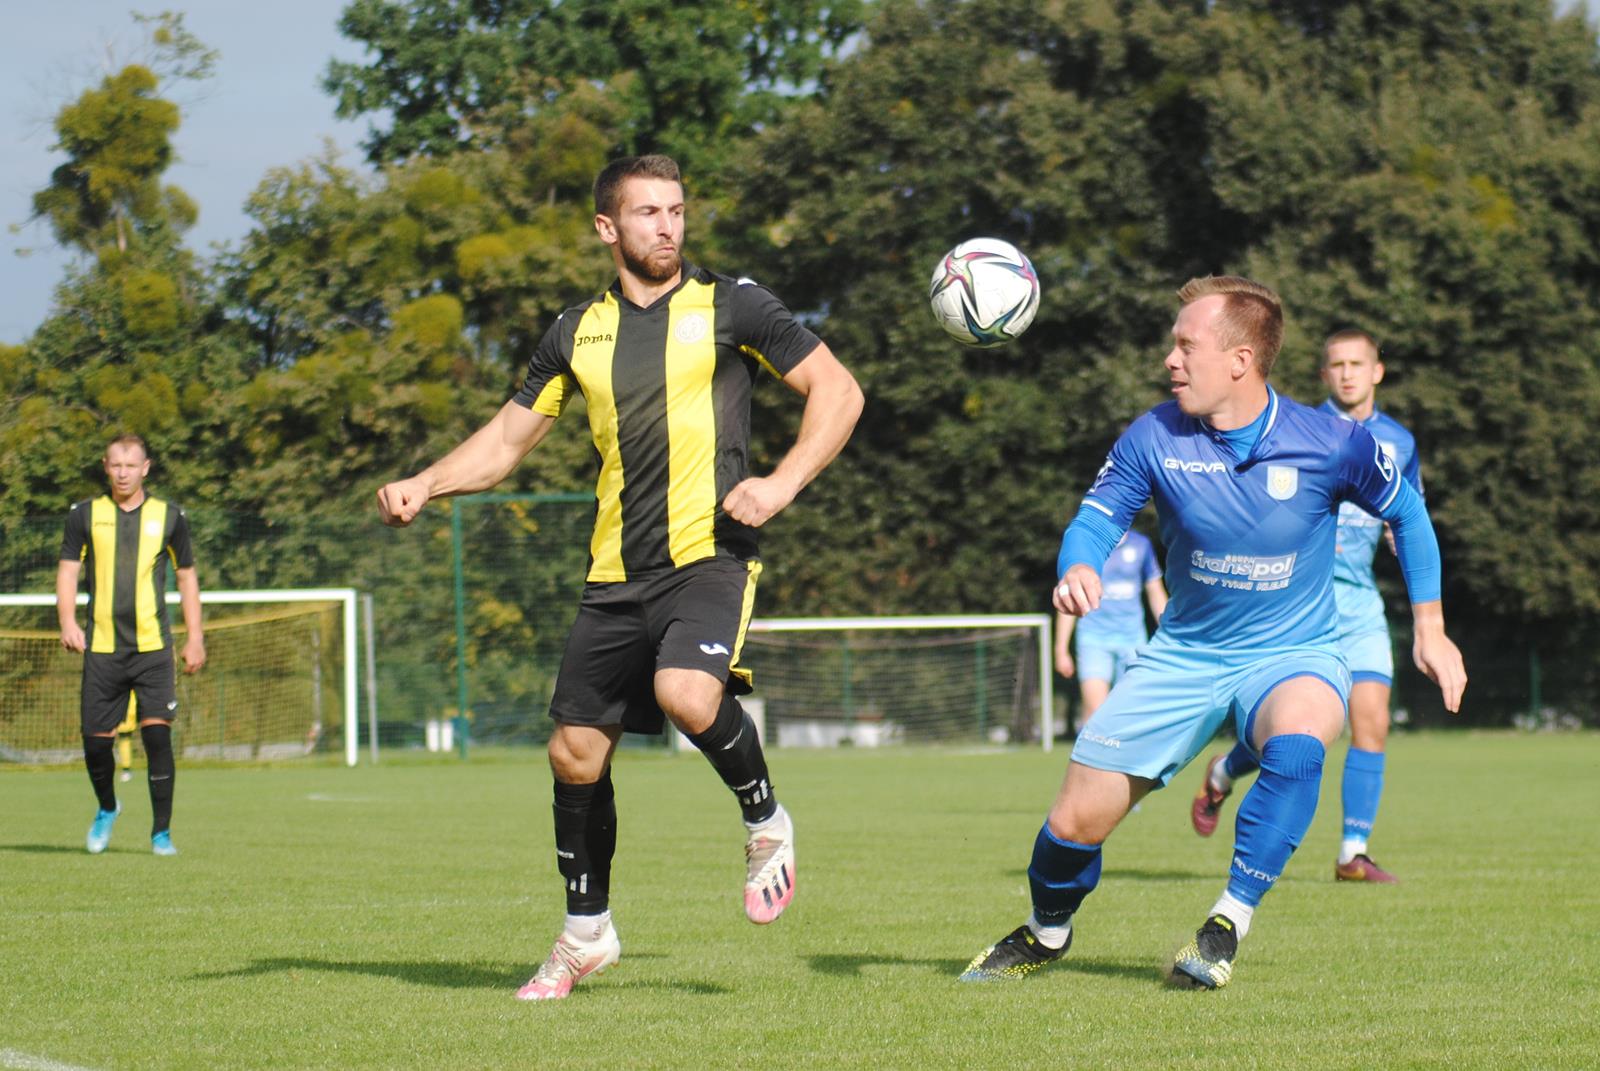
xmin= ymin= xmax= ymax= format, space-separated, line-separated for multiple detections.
xmin=0 ymin=589 xmax=359 ymax=767
xmin=738 ymin=614 xmax=1055 ymax=750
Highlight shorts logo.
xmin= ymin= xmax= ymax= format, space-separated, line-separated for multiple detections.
xmin=674 ymin=313 xmax=709 ymax=344
xmin=1266 ymin=465 xmax=1298 ymax=500
xmin=167 ymin=700 xmax=178 ymax=711
xmin=1079 ymin=728 xmax=1120 ymax=749
xmin=699 ymin=642 xmax=730 ymax=656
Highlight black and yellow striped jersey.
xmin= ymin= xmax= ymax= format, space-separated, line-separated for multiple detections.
xmin=60 ymin=495 xmax=195 ymax=653
xmin=513 ymin=263 xmax=822 ymax=581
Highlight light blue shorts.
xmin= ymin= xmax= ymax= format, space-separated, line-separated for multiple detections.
xmin=1333 ymin=583 xmax=1393 ymax=685
xmin=1070 ymin=635 xmax=1352 ymax=786
xmin=1075 ymin=641 xmax=1142 ymax=684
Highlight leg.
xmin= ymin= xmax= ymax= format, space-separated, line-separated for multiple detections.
xmin=1078 ymin=678 xmax=1110 ymax=720
xmin=81 ymin=654 xmax=127 ymax=852
xmin=519 ymin=722 xmax=625 ymax=1002
xmin=140 ymin=720 xmax=177 ymax=853
xmin=1337 ymin=679 xmax=1396 ymax=881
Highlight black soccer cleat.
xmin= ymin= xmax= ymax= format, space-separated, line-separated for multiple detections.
xmin=959 ymin=924 xmax=1071 ymax=982
xmin=1169 ymin=914 xmax=1239 ymax=989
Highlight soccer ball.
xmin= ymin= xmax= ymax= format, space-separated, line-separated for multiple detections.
xmin=927 ymin=238 xmax=1041 ymax=347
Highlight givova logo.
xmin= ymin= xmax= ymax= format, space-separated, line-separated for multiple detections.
xmin=1232 ymin=855 xmax=1280 ymax=885
xmin=1163 ymin=457 xmax=1227 ymax=474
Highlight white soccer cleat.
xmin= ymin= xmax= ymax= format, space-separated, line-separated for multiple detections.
xmin=744 ymin=804 xmax=796 ymax=924
xmin=515 ymin=922 xmax=620 ymax=1001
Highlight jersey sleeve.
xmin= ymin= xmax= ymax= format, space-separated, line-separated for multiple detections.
xmin=1336 ymin=422 xmax=1405 ymax=518
xmin=728 ymin=279 xmax=823 ymax=379
xmin=510 ymin=314 xmax=578 ymax=416
xmin=59 ymin=502 xmax=88 ymax=562
xmin=1081 ymin=418 xmax=1155 ymax=530
xmin=1139 ymin=538 xmax=1162 ymax=583
xmin=167 ymin=506 xmax=196 ymax=569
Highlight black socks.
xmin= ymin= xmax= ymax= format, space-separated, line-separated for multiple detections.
xmin=140 ymin=723 xmax=175 ymax=835
xmin=83 ymin=734 xmax=117 ymax=812
xmin=553 ymin=771 xmax=616 ymax=915
xmin=688 ymin=695 xmax=777 ymax=825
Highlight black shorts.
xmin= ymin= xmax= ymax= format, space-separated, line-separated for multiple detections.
xmin=549 ymin=556 xmax=762 ymax=734
xmin=81 ymin=648 xmax=178 ymax=735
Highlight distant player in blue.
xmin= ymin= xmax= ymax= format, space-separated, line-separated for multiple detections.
xmin=1191 ymin=329 xmax=1420 ymax=884
xmin=961 ymin=277 xmax=1465 ymax=990
xmin=1054 ymin=530 xmax=1167 ymax=728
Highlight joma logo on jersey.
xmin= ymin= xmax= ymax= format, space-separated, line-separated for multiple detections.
xmin=575 ymin=333 xmax=614 ymax=345
xmin=1163 ymin=458 xmax=1227 ymax=474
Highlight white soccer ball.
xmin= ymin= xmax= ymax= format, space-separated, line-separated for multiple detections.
xmin=927 ymin=238 xmax=1041 ymax=347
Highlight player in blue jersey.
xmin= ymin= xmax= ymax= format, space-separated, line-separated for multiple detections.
xmin=960 ymin=277 xmax=1465 ymax=990
xmin=1190 ymin=329 xmax=1421 ymax=884
xmin=1054 ymin=530 xmax=1167 ymax=728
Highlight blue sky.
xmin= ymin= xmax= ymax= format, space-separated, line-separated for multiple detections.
xmin=0 ymin=1 xmax=370 ymax=342
xmin=4 ymin=3 xmax=1598 ymax=344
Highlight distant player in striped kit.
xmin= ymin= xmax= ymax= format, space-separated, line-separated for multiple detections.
xmin=58 ymin=434 xmax=206 ymax=856
xmin=1191 ymin=329 xmax=1423 ymax=884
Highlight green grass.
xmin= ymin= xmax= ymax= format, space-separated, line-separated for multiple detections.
xmin=2 ymin=732 xmax=1597 ymax=1070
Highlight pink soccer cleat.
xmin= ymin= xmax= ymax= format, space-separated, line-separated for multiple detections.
xmin=744 ymin=805 xmax=796 ymax=924
xmin=1335 ymin=854 xmax=1399 ymax=884
xmin=515 ymin=922 xmax=621 ymax=1001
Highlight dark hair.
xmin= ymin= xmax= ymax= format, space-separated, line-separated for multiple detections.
xmin=105 ymin=433 xmax=149 ymax=460
xmin=593 ymin=154 xmax=682 ymax=217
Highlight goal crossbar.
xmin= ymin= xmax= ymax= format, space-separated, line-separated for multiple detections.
xmin=0 ymin=589 xmax=360 ymax=766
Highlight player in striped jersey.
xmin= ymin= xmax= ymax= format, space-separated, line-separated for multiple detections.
xmin=377 ymin=155 xmax=863 ymax=1001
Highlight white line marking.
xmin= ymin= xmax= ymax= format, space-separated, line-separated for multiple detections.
xmin=1 ymin=1049 xmax=105 ymax=1071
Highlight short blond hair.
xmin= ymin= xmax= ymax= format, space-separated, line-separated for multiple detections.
xmin=1323 ymin=327 xmax=1379 ymax=362
xmin=1176 ymin=275 xmax=1284 ymax=377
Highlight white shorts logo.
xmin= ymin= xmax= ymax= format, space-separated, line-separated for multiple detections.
xmin=674 ymin=313 xmax=709 ymax=344
xmin=699 ymin=642 xmax=730 ymax=656
xmin=1266 ymin=465 xmax=1298 ymax=500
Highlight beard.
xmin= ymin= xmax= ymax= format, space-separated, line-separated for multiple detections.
xmin=619 ymin=233 xmax=682 ymax=283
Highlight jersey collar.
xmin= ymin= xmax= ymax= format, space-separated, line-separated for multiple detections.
xmin=608 ymin=261 xmax=700 ymax=312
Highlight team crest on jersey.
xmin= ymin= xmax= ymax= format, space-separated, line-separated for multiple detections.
xmin=674 ymin=313 xmax=709 ymax=344
xmin=1266 ymin=465 xmax=1298 ymax=500
xmin=1373 ymin=440 xmax=1396 ymax=481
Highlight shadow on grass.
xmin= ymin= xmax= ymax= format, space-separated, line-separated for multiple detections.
xmin=999 ymin=866 xmax=1209 ymax=883
xmin=191 ymin=953 xmax=729 ymax=995
xmin=0 ymin=843 xmax=102 ymax=855
xmin=807 ymin=953 xmax=971 ymax=978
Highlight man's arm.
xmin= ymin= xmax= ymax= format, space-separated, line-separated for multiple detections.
xmin=722 ymin=342 xmax=863 ymax=528
xmin=175 ymin=566 xmax=205 ymax=674
xmin=1144 ymin=578 xmax=1169 ymax=622
xmin=1054 ymin=610 xmax=1076 ymax=678
xmin=56 ymin=560 xmax=85 ymax=653
xmin=378 ymin=401 xmax=557 ymax=526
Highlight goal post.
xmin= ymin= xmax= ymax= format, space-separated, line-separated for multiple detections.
xmin=737 ymin=614 xmax=1056 ymax=751
xmin=0 ymin=589 xmax=360 ymax=767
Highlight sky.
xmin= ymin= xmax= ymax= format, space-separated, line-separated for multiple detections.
xmin=4 ymin=3 xmax=1600 ymax=344
xmin=0 ymin=1 xmax=371 ymax=342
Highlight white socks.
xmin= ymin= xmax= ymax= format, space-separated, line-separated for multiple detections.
xmin=564 ymin=910 xmax=611 ymax=943
xmin=1209 ymin=762 xmax=1234 ymax=794
xmin=1209 ymin=891 xmax=1254 ymax=940
xmin=1027 ymin=910 xmax=1072 ymax=951
xmin=745 ymin=802 xmax=788 ymax=835
xmin=1338 ymin=838 xmax=1368 ymax=865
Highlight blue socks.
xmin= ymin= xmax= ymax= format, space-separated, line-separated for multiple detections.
xmin=1027 ymin=823 xmax=1103 ymax=926
xmin=1223 ymin=742 xmax=1259 ymax=780
xmin=1227 ymin=735 xmax=1325 ymax=906
xmin=1341 ymin=747 xmax=1385 ymax=848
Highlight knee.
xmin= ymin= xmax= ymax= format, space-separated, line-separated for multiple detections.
xmin=547 ymin=727 xmax=610 ymax=783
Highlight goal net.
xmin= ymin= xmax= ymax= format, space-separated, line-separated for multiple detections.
xmin=0 ymin=590 xmax=358 ymax=766
xmin=738 ymin=615 xmax=1054 ymax=750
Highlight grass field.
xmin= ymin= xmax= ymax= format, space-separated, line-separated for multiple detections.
xmin=2 ymin=732 xmax=1597 ymax=1070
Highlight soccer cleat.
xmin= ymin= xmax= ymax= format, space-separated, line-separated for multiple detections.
xmin=151 ymin=831 xmax=178 ymax=856
xmin=1335 ymin=853 xmax=1398 ymax=884
xmin=1170 ymin=914 xmax=1239 ymax=989
xmin=744 ymin=805 xmax=796 ymax=924
xmin=515 ymin=923 xmax=621 ymax=1001
xmin=959 ymin=924 xmax=1070 ymax=982
xmin=1190 ymin=754 xmax=1232 ymax=837
xmin=86 ymin=804 xmax=120 ymax=854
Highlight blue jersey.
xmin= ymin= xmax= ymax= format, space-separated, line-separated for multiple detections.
xmin=1078 ymin=388 xmax=1409 ymax=650
xmin=1320 ymin=400 xmax=1422 ymax=593
xmin=1078 ymin=531 xmax=1161 ymax=646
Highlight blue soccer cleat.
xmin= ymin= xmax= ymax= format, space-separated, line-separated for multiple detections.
xmin=86 ymin=805 xmax=120 ymax=854
xmin=151 ymin=831 xmax=178 ymax=856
